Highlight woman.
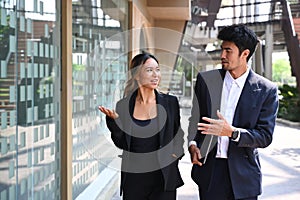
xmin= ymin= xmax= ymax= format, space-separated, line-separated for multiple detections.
xmin=99 ymin=52 xmax=184 ymax=200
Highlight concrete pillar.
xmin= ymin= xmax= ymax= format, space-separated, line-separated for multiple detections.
xmin=264 ymin=24 xmax=273 ymax=80
xmin=246 ymin=0 xmax=251 ymax=23
xmin=253 ymin=40 xmax=264 ymax=75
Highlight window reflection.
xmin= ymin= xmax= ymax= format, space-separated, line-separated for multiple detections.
xmin=72 ymin=0 xmax=128 ymax=199
xmin=0 ymin=0 xmax=60 ymax=199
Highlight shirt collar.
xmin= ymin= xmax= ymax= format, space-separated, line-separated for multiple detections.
xmin=224 ymin=67 xmax=250 ymax=88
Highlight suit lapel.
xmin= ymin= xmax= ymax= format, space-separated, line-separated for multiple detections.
xmin=156 ymin=91 xmax=167 ymax=146
xmin=200 ymin=69 xmax=225 ymax=163
xmin=233 ymin=70 xmax=260 ymax=126
xmin=123 ymin=92 xmax=137 ymax=150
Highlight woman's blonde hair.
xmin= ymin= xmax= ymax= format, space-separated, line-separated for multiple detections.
xmin=123 ymin=52 xmax=159 ymax=97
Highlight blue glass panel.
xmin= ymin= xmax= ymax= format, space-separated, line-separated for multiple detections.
xmin=20 ymin=86 xmax=25 ymax=101
xmin=10 ymin=110 xmax=16 ymax=126
xmin=20 ymin=16 xmax=25 ymax=31
xmin=1 ymin=60 xmax=7 ymax=78
xmin=27 ymin=107 xmax=33 ymax=123
xmin=1 ymin=112 xmax=7 ymax=129
xmin=40 ymin=1 xmax=44 ymax=15
xmin=39 ymin=43 xmax=44 ymax=57
xmin=9 ymin=160 xmax=15 ymax=178
xmin=27 ymin=63 xmax=33 ymax=78
xmin=40 ymin=63 xmax=44 ymax=78
xmin=27 ymin=18 xmax=32 ymax=33
xmin=45 ymin=44 xmax=49 ymax=57
xmin=9 ymin=186 xmax=15 ymax=200
xmin=20 ymin=179 xmax=26 ymax=195
xmin=9 ymin=134 xmax=16 ymax=151
xmin=34 ymin=63 xmax=39 ymax=78
xmin=9 ymin=11 xmax=15 ymax=28
xmin=20 ymin=62 xmax=26 ymax=78
xmin=45 ymin=24 xmax=49 ymax=37
xmin=34 ymin=128 xmax=39 ymax=142
xmin=9 ymin=86 xmax=15 ymax=103
xmin=20 ymin=132 xmax=26 ymax=148
xmin=34 ymin=42 xmax=38 ymax=56
xmin=9 ymin=35 xmax=16 ymax=52
xmin=0 ymin=137 xmax=8 ymax=154
xmin=27 ymin=85 xmax=33 ymax=101
xmin=0 ymin=190 xmax=7 ymax=199
xmin=1 ymin=8 xmax=7 ymax=26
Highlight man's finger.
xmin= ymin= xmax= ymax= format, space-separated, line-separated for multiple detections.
xmin=202 ymin=117 xmax=213 ymax=123
xmin=217 ymin=110 xmax=225 ymax=120
xmin=198 ymin=122 xmax=210 ymax=128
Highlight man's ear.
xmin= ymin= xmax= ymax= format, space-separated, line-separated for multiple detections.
xmin=242 ymin=49 xmax=250 ymax=59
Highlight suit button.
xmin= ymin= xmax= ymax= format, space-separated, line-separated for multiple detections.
xmin=159 ymin=145 xmax=162 ymax=148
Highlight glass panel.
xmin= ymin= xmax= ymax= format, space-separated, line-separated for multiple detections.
xmin=0 ymin=1 xmax=61 ymax=199
xmin=72 ymin=0 xmax=128 ymax=199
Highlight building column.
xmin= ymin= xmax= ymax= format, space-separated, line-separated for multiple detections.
xmin=61 ymin=0 xmax=73 ymax=199
xmin=264 ymin=24 xmax=273 ymax=80
xmin=253 ymin=40 xmax=264 ymax=75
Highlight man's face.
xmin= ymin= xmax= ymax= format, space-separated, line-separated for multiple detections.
xmin=220 ymin=41 xmax=248 ymax=73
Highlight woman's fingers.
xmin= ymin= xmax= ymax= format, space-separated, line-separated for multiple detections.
xmin=98 ymin=106 xmax=119 ymax=119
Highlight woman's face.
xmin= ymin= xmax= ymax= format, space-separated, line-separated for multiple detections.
xmin=135 ymin=58 xmax=161 ymax=89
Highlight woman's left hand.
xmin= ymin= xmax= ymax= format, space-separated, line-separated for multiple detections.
xmin=98 ymin=106 xmax=119 ymax=119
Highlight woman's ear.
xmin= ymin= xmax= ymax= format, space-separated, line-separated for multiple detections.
xmin=135 ymin=75 xmax=139 ymax=81
xmin=134 ymin=69 xmax=141 ymax=82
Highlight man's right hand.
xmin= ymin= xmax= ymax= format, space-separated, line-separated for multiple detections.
xmin=188 ymin=145 xmax=202 ymax=166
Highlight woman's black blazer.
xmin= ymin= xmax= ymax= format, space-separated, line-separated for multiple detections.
xmin=106 ymin=90 xmax=184 ymax=194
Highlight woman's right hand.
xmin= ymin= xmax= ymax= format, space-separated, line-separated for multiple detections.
xmin=98 ymin=106 xmax=119 ymax=119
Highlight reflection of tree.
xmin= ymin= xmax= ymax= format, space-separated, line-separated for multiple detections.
xmin=73 ymin=64 xmax=86 ymax=96
xmin=0 ymin=11 xmax=11 ymax=60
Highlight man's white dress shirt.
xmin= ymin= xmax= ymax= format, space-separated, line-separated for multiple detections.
xmin=216 ymin=68 xmax=249 ymax=158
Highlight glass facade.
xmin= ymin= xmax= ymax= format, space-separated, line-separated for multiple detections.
xmin=0 ymin=0 xmax=61 ymax=199
xmin=71 ymin=0 xmax=128 ymax=199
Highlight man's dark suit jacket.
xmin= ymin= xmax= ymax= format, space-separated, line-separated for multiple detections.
xmin=188 ymin=69 xmax=279 ymax=199
xmin=106 ymin=90 xmax=184 ymax=195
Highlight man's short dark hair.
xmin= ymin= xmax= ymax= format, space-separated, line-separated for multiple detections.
xmin=217 ymin=24 xmax=258 ymax=61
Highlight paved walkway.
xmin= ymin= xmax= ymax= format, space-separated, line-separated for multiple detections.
xmin=258 ymin=122 xmax=300 ymax=200
xmin=177 ymin=110 xmax=300 ymax=200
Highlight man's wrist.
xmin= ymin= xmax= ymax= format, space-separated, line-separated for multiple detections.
xmin=230 ymin=129 xmax=240 ymax=141
xmin=189 ymin=141 xmax=197 ymax=147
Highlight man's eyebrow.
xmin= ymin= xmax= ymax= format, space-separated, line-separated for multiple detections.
xmin=221 ymin=47 xmax=232 ymax=51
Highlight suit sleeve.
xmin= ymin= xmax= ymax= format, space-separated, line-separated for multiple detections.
xmin=106 ymin=102 xmax=128 ymax=150
xmin=237 ymin=83 xmax=279 ymax=148
xmin=188 ymin=73 xmax=206 ymax=146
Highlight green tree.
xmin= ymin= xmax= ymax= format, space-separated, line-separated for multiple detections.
xmin=272 ymin=59 xmax=296 ymax=85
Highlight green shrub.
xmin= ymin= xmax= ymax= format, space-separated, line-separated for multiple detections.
xmin=278 ymin=84 xmax=300 ymax=122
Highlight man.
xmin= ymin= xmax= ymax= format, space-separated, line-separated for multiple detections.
xmin=188 ymin=24 xmax=279 ymax=200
